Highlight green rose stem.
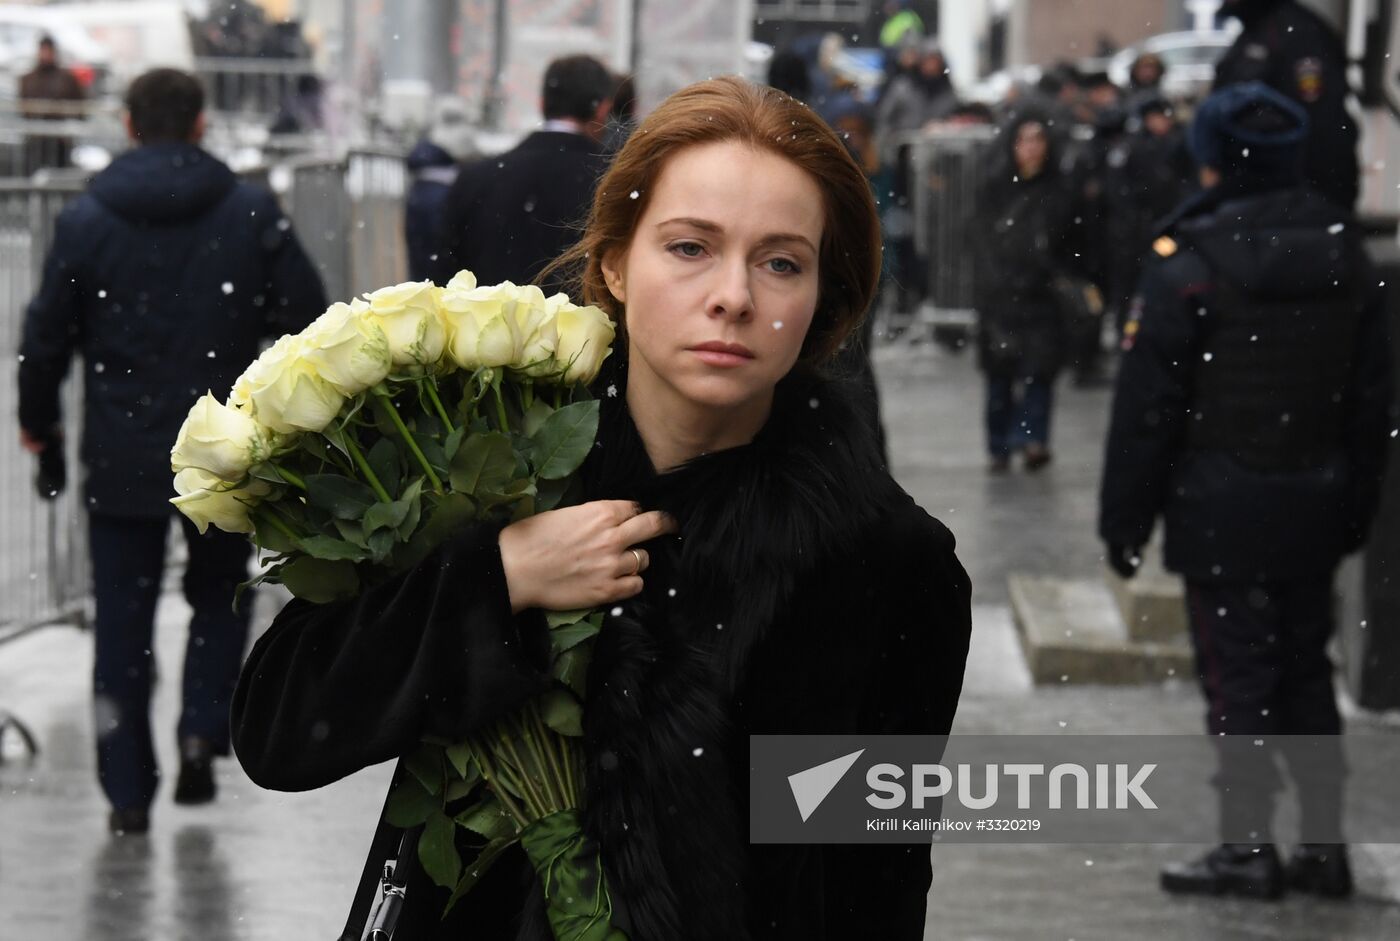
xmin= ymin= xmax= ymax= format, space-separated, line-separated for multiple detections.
xmin=472 ymin=742 xmax=531 ymax=829
xmin=373 ymin=389 xmax=445 ymax=494
xmin=255 ymin=507 xmax=303 ymax=543
xmin=343 ymin=435 xmax=393 ymax=503
xmin=423 ymin=378 xmax=456 ymax=434
xmin=522 ymin=380 xmax=535 ymax=411
xmin=514 ymin=711 xmax=563 ymax=811
xmin=493 ymin=386 xmax=510 ymax=432
xmin=495 ymin=725 xmax=552 ymax=815
xmin=526 ymin=707 xmax=569 ymax=809
xmin=272 ymin=465 xmax=308 ymax=491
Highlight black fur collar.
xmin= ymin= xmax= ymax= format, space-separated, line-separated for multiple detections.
xmin=537 ymin=362 xmax=902 ymax=941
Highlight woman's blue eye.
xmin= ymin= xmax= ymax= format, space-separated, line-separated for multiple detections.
xmin=767 ymin=258 xmax=801 ymax=274
xmin=671 ymin=242 xmax=704 ymax=257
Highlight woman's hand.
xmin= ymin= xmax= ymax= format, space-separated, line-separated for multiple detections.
xmin=498 ymin=500 xmax=678 ymax=613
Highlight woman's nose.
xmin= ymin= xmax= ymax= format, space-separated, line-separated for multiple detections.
xmin=707 ymin=260 xmax=753 ymax=321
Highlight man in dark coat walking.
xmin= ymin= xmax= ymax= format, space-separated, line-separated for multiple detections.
xmin=434 ymin=55 xmax=613 ymax=289
xmin=1099 ymin=83 xmax=1393 ymax=899
xmin=1214 ymin=0 xmax=1360 ymax=208
xmin=17 ymin=68 xmax=327 ymax=835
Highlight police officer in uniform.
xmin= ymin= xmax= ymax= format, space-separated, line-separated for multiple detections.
xmin=1215 ymin=0 xmax=1359 ymax=208
xmin=1099 ymin=83 xmax=1393 ymax=899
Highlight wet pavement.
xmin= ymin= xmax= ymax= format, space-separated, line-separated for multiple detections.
xmin=2 ymin=339 xmax=1397 ymax=939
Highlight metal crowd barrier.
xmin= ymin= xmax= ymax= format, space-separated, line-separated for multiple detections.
xmin=0 ymin=180 xmax=90 ymax=641
xmin=906 ymin=125 xmax=998 ymax=332
xmin=287 ymin=148 xmax=408 ymax=303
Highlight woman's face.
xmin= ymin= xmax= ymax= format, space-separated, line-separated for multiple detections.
xmin=602 ymin=140 xmax=823 ymax=419
xmin=1014 ymin=122 xmax=1048 ymax=177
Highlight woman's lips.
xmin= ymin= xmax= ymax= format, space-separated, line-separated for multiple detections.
xmin=689 ymin=342 xmax=754 ymax=368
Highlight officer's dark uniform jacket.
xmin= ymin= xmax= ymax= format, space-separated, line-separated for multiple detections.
xmin=1214 ymin=0 xmax=1359 ymax=207
xmin=1099 ymin=180 xmax=1393 ymax=581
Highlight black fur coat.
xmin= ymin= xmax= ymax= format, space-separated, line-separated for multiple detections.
xmin=231 ymin=364 xmax=972 ymax=940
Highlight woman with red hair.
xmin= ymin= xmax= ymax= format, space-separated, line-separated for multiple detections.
xmin=233 ymin=76 xmax=971 ymax=940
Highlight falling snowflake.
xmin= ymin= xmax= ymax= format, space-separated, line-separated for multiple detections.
xmin=692 ymin=747 xmax=704 ymax=757
xmin=629 ymin=190 xmax=640 ymax=200
xmin=221 ymin=282 xmax=235 ymax=295
xmin=606 ymin=384 xmax=618 ymax=398
xmin=772 ymin=321 xmax=784 ymax=330
xmin=1328 ymin=223 xmax=1345 ymax=234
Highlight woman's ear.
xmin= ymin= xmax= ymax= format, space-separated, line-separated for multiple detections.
xmin=600 ymin=249 xmax=627 ymax=304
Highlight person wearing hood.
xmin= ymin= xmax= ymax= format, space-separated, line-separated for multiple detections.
xmin=17 ymin=68 xmax=327 ymax=836
xmin=972 ymin=112 xmax=1079 ymax=472
xmin=404 ymin=96 xmax=476 ymax=281
xmin=1214 ymin=0 xmax=1359 ymax=208
xmin=1099 ymin=83 xmax=1393 ymax=899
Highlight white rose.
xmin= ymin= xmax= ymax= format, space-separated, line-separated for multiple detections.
xmin=551 ymin=302 xmax=616 ymax=385
xmin=362 ymin=281 xmax=446 ymax=366
xmin=509 ymin=284 xmax=559 ymax=376
xmin=230 ymin=334 xmax=347 ymax=434
xmin=170 ymin=393 xmax=273 ymax=480
xmin=438 ymin=279 xmax=524 ymax=370
xmin=301 ymin=300 xmax=392 ymax=395
xmin=170 ymin=467 xmax=270 ymax=535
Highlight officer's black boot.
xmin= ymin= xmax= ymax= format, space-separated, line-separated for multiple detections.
xmin=1285 ymin=844 xmax=1352 ymax=898
xmin=1160 ymin=843 xmax=1285 ymax=899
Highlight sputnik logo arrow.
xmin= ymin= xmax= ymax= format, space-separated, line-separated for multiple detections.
xmin=787 ymin=749 xmax=865 ymax=822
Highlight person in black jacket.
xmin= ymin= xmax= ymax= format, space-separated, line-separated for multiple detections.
xmin=17 ymin=69 xmax=327 ymax=835
xmin=974 ymin=112 xmax=1079 ymax=471
xmin=434 ymin=55 xmax=614 ymax=290
xmin=1215 ymin=0 xmax=1360 ymax=208
xmin=232 ymin=76 xmax=972 ymax=941
xmin=1099 ymin=83 xmax=1393 ymax=900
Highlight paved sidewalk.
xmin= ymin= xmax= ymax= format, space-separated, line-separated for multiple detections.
xmin=1 ymin=341 xmax=1396 ymax=939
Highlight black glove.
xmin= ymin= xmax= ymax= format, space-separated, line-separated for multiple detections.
xmin=34 ymin=436 xmax=66 ymax=501
xmin=1106 ymin=543 xmax=1142 ymax=580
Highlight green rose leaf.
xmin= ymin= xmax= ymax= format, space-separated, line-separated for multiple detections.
xmin=279 ymin=556 xmax=359 ymax=603
xmin=367 ymin=437 xmax=402 ymax=496
xmin=528 ymin=401 xmax=599 ymax=480
xmin=539 ymin=688 xmax=584 ymax=737
xmin=418 ymin=810 xmax=462 ymax=890
xmin=405 ymin=743 xmax=444 ymax=796
xmin=445 ymin=774 xmax=482 ymax=804
xmin=450 ymin=432 xmax=517 ymax=497
xmin=367 ymin=529 xmax=396 ymax=562
xmin=521 ymin=398 xmax=554 ymax=438
xmin=536 ymin=476 xmax=576 ymax=512
xmin=333 ymin=517 xmax=370 ymax=549
xmin=297 ymin=534 xmax=369 ymax=561
xmin=304 ymin=474 xmax=377 ymax=520
xmin=443 ymin=425 xmax=466 ymax=461
xmin=550 ymin=619 xmax=601 ymax=654
xmin=444 ymin=837 xmax=514 ymax=916
xmin=445 ymin=741 xmax=474 ymax=779
xmin=396 ymin=491 xmax=477 ymax=572
xmin=364 ymin=478 xmax=424 ymax=536
xmin=544 ymin=608 xmax=591 ymax=629
xmin=252 ymin=513 xmax=299 ymax=554
xmin=385 ymin=776 xmax=438 ymax=828
xmin=551 ymin=646 xmax=590 ymax=698
xmin=455 ymin=795 xmax=520 ymax=842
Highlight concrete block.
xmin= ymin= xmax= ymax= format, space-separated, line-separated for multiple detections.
xmin=1009 ymin=575 xmax=1194 ymax=686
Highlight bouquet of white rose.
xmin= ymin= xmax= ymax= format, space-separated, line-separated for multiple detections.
xmin=170 ymin=271 xmax=626 ymax=939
